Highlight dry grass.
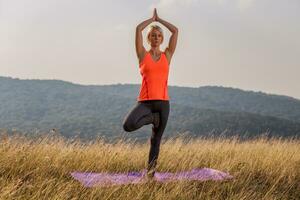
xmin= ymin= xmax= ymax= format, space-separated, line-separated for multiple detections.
xmin=0 ymin=133 xmax=299 ymax=200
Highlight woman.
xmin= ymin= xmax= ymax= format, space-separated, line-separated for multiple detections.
xmin=122 ymin=8 xmax=178 ymax=179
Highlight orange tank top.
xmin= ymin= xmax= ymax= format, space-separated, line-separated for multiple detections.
xmin=137 ymin=51 xmax=170 ymax=101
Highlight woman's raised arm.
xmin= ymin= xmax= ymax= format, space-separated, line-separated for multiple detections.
xmin=135 ymin=17 xmax=154 ymax=63
xmin=156 ymin=13 xmax=178 ymax=58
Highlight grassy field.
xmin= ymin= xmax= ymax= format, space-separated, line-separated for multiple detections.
xmin=0 ymin=133 xmax=299 ymax=200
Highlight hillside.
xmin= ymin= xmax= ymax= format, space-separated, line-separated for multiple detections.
xmin=0 ymin=76 xmax=300 ymax=141
xmin=96 ymin=84 xmax=300 ymax=122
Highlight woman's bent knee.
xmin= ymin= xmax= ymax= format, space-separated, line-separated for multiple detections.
xmin=123 ymin=122 xmax=134 ymax=132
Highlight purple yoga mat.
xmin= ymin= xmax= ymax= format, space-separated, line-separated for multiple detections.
xmin=71 ymin=168 xmax=234 ymax=187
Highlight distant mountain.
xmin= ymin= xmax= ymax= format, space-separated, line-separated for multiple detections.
xmin=94 ymin=84 xmax=300 ymax=122
xmin=0 ymin=76 xmax=299 ymax=141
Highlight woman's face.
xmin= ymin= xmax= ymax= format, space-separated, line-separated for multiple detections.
xmin=148 ymin=29 xmax=163 ymax=47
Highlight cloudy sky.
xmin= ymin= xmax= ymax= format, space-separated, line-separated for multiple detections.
xmin=1 ymin=0 xmax=299 ymax=99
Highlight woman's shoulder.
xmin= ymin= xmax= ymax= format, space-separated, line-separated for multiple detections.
xmin=139 ymin=51 xmax=149 ymax=65
xmin=164 ymin=48 xmax=171 ymax=57
xmin=164 ymin=48 xmax=171 ymax=65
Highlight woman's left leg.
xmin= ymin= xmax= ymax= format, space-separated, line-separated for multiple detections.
xmin=147 ymin=100 xmax=170 ymax=176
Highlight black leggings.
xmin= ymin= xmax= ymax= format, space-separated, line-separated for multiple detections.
xmin=122 ymin=100 xmax=170 ymax=170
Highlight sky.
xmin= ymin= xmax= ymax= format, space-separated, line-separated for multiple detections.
xmin=0 ymin=0 xmax=300 ymax=99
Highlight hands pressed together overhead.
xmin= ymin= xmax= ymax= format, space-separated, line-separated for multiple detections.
xmin=152 ymin=8 xmax=159 ymax=22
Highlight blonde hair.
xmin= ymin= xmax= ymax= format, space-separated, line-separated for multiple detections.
xmin=147 ymin=25 xmax=164 ymax=44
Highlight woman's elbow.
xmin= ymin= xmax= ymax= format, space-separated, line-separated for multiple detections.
xmin=173 ymin=28 xmax=178 ymax=33
xmin=136 ymin=26 xmax=142 ymax=32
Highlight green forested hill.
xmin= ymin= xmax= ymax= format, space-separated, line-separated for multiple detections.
xmin=0 ymin=76 xmax=299 ymax=141
xmin=94 ymin=84 xmax=300 ymax=122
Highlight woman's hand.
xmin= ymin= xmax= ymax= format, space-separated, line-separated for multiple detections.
xmin=152 ymin=8 xmax=158 ymax=21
